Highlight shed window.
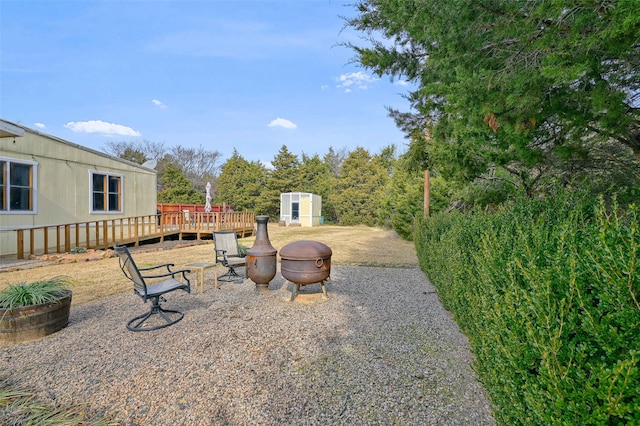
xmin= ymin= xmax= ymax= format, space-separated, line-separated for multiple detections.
xmin=91 ymin=172 xmax=122 ymax=213
xmin=0 ymin=158 xmax=37 ymax=213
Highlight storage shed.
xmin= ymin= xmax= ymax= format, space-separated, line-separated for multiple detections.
xmin=280 ymin=192 xmax=322 ymax=227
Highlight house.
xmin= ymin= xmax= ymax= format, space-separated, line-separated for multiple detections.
xmin=0 ymin=119 xmax=157 ymax=257
xmin=279 ymin=192 xmax=322 ymax=227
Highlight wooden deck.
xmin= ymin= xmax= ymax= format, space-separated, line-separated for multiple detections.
xmin=11 ymin=211 xmax=255 ymax=259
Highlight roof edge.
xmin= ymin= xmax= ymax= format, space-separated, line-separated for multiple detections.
xmin=0 ymin=118 xmax=156 ymax=172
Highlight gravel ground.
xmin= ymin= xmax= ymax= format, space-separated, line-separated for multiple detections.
xmin=1 ymin=265 xmax=495 ymax=425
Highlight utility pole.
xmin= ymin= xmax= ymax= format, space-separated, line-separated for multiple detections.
xmin=424 ymin=123 xmax=432 ymax=217
xmin=424 ymin=169 xmax=430 ymax=217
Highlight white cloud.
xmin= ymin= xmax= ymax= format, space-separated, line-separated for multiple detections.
xmin=65 ymin=120 xmax=141 ymax=136
xmin=268 ymin=117 xmax=297 ymax=129
xmin=34 ymin=122 xmax=46 ymax=129
xmin=321 ymin=85 xmax=329 ymax=91
xmin=152 ymin=99 xmax=167 ymax=109
xmin=263 ymin=161 xmax=274 ymax=170
xmin=336 ymin=71 xmax=379 ymax=91
xmin=395 ymin=79 xmax=409 ymax=86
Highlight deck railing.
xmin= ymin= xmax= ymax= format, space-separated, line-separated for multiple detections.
xmin=13 ymin=211 xmax=255 ymax=259
xmin=168 ymin=211 xmax=255 ymax=233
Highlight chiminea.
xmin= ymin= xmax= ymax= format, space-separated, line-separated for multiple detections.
xmin=246 ymin=215 xmax=277 ymax=291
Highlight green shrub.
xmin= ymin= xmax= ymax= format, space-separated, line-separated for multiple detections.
xmin=0 ymin=277 xmax=71 ymax=309
xmin=415 ymin=192 xmax=639 ymax=424
xmin=237 ymin=244 xmax=249 ymax=257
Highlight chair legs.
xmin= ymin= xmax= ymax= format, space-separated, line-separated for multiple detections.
xmin=127 ymin=296 xmax=184 ymax=331
xmin=217 ymin=265 xmax=245 ymax=282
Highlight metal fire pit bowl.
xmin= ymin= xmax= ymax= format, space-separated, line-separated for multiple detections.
xmin=279 ymin=240 xmax=332 ymax=301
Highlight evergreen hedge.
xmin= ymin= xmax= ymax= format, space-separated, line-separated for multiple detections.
xmin=415 ymin=192 xmax=639 ymax=425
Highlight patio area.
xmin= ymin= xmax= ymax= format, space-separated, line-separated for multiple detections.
xmin=0 ymin=264 xmax=494 ymax=425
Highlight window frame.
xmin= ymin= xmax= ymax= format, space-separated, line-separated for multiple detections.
xmin=89 ymin=170 xmax=124 ymax=214
xmin=0 ymin=157 xmax=38 ymax=214
xmin=291 ymin=201 xmax=300 ymax=221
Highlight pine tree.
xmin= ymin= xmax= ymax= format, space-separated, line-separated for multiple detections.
xmin=346 ymin=0 xmax=640 ymax=197
xmin=333 ymin=147 xmax=388 ymax=226
xmin=256 ymin=145 xmax=301 ymax=218
xmin=157 ymin=163 xmax=203 ymax=204
xmin=216 ymin=149 xmax=266 ymax=211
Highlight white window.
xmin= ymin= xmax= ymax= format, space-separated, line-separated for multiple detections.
xmin=0 ymin=158 xmax=38 ymax=213
xmin=91 ymin=171 xmax=123 ymax=213
xmin=292 ymin=201 xmax=300 ymax=221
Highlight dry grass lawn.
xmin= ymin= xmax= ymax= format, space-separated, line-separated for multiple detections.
xmin=0 ymin=225 xmax=418 ymax=306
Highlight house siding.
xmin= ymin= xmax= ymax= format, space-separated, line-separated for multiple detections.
xmin=0 ymin=121 xmax=157 ymax=256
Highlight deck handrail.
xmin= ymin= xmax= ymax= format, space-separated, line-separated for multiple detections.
xmin=13 ymin=211 xmax=255 ymax=259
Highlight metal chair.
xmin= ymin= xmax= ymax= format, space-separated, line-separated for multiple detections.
xmin=213 ymin=231 xmax=246 ymax=283
xmin=114 ymin=245 xmax=191 ymax=331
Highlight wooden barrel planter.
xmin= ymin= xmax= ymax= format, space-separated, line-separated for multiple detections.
xmin=0 ymin=290 xmax=72 ymax=344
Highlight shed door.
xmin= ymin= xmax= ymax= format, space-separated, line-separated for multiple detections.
xmin=292 ymin=202 xmax=299 ymax=221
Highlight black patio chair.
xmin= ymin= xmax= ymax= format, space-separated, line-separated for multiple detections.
xmin=114 ymin=245 xmax=191 ymax=331
xmin=213 ymin=231 xmax=246 ymax=283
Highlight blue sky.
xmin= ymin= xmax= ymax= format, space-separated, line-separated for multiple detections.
xmin=1 ymin=0 xmax=412 ymax=166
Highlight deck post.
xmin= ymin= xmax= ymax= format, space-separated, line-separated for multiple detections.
xmin=29 ymin=229 xmax=35 ymax=256
xmin=103 ymin=221 xmax=109 ymax=249
xmin=134 ymin=217 xmax=140 ymax=246
xmin=56 ymin=225 xmax=61 ymax=254
xmin=17 ymin=230 xmax=24 ymax=259
xmin=65 ymin=224 xmax=71 ymax=252
xmin=43 ymin=228 xmax=49 ymax=255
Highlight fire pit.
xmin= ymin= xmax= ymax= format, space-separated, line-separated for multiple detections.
xmin=279 ymin=240 xmax=332 ymax=301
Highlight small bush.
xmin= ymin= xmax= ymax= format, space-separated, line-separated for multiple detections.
xmin=237 ymin=244 xmax=249 ymax=257
xmin=0 ymin=277 xmax=71 ymax=309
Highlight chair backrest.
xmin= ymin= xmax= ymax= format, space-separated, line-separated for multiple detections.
xmin=114 ymin=245 xmax=147 ymax=299
xmin=213 ymin=232 xmax=240 ymax=259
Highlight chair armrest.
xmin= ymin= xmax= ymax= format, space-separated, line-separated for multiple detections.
xmin=142 ymin=268 xmax=191 ymax=280
xmin=215 ymin=249 xmax=228 ymax=263
xmin=138 ymin=263 xmax=175 ymax=274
